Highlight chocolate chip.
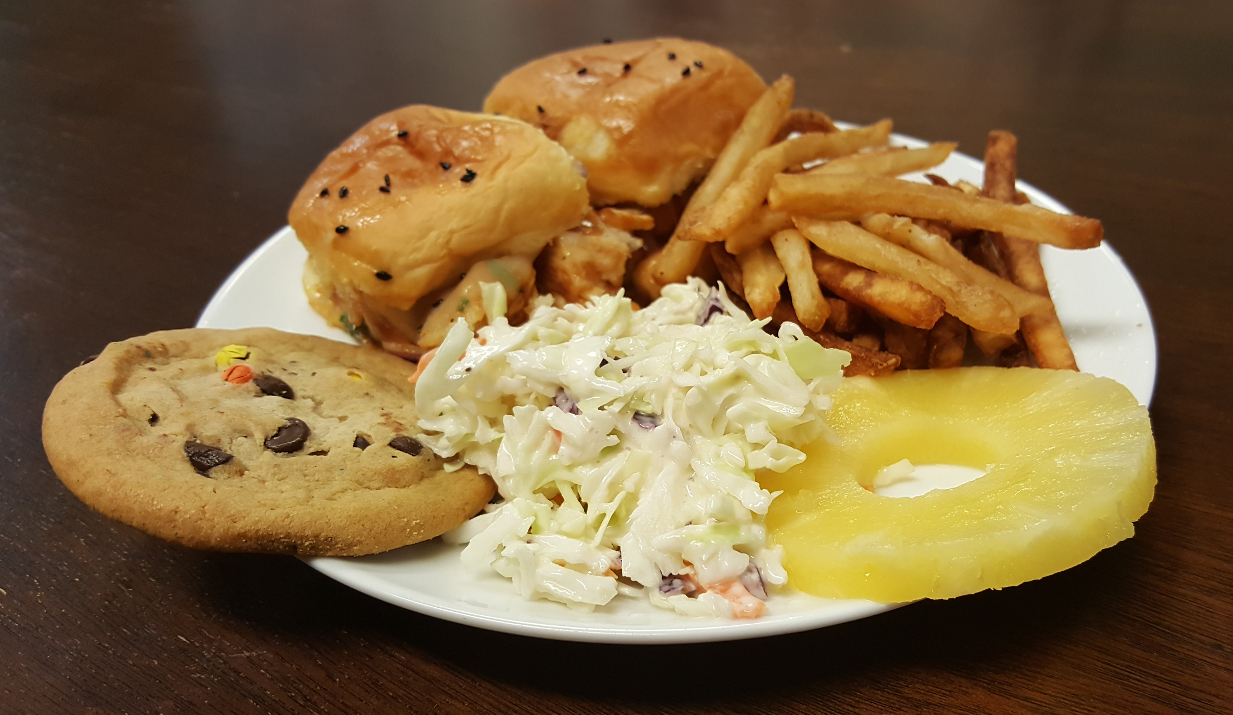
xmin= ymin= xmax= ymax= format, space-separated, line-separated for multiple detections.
xmin=308 ymin=450 xmax=329 ymax=456
xmin=389 ymin=435 xmax=423 ymax=456
xmin=353 ymin=434 xmax=372 ymax=450
xmin=148 ymin=411 xmax=159 ymax=426
xmin=184 ymin=441 xmax=233 ymax=476
xmin=253 ymin=374 xmax=295 ymax=400
xmin=265 ymin=418 xmax=310 ymax=453
xmin=79 ymin=353 xmax=100 ymax=366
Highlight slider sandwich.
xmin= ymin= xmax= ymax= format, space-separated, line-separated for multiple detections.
xmin=289 ymin=105 xmax=589 ymax=357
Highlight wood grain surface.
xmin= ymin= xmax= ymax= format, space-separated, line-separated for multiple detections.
xmin=3 ymin=1 xmax=1231 ymax=712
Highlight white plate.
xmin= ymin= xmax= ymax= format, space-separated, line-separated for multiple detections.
xmin=197 ymin=134 xmax=1156 ymax=644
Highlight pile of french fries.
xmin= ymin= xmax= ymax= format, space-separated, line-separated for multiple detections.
xmin=633 ymin=76 xmax=1100 ymax=376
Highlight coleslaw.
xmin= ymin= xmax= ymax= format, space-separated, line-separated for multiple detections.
xmin=415 ymin=278 xmax=849 ymax=618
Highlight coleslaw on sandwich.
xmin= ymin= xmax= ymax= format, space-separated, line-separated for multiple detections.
xmin=414 ymin=277 xmax=849 ymax=618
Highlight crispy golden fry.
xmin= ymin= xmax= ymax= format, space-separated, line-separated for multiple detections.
xmin=811 ymin=249 xmax=945 ymax=329
xmin=724 ymin=207 xmax=794 ymax=254
xmin=682 ymin=120 xmax=893 ymax=244
xmin=770 ymin=303 xmax=899 ymax=376
xmin=708 ymin=244 xmax=744 ymax=297
xmin=597 ymin=207 xmax=654 ymax=233
xmin=860 ymin=213 xmax=1052 ymax=317
xmin=736 ymin=242 xmax=785 ymax=319
xmin=770 ymin=229 xmax=830 ymax=330
xmin=970 ymin=328 xmax=1019 ymax=358
xmin=927 ymin=314 xmax=968 ymax=368
xmin=809 ymin=142 xmax=956 ymax=177
xmin=770 ymin=174 xmax=1104 ymax=249
xmin=984 ymin=130 xmax=1078 ymax=370
xmin=824 ymin=297 xmax=864 ymax=334
xmin=773 ymin=108 xmax=839 ymax=142
xmin=798 ymin=218 xmax=1018 ymax=334
xmin=954 ymin=179 xmax=982 ymax=196
xmin=634 ymin=76 xmax=795 ymax=299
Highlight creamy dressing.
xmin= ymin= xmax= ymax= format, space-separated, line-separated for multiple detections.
xmin=415 ymin=278 xmax=849 ymax=617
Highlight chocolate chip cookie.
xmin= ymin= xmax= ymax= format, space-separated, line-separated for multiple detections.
xmin=42 ymin=328 xmax=495 ymax=556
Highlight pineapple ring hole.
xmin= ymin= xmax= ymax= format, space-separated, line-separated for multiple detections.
xmin=855 ymin=419 xmax=1006 ymax=498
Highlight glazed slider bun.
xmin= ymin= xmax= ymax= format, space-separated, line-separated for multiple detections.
xmin=289 ymin=105 xmax=589 ymax=356
xmin=483 ymin=38 xmax=767 ymax=208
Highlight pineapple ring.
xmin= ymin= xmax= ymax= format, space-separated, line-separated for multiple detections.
xmin=762 ymin=367 xmax=1156 ymax=603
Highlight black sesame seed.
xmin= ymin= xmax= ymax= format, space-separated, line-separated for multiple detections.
xmin=432 ymin=299 xmax=443 ymax=308
xmin=577 ymin=67 xmax=587 ymax=75
xmin=537 ymin=105 xmax=544 ymax=113
xmin=378 ymin=185 xmax=390 ymax=193
xmin=384 ymin=173 xmax=391 ymax=187
xmin=694 ymin=60 xmax=703 ymax=68
xmin=682 ymin=67 xmax=691 ymax=76
xmin=623 ymin=63 xmax=631 ymax=72
xmin=668 ymin=52 xmax=676 ymax=60
xmin=440 ymin=161 xmax=451 ymax=170
xmin=375 ymin=271 xmax=392 ymax=281
xmin=397 ymin=130 xmax=408 ymax=138
xmin=335 ymin=225 xmax=348 ymax=234
xmin=461 ymin=168 xmax=477 ymax=183
xmin=339 ymin=186 xmax=349 ymax=198
xmin=319 ymin=188 xmax=329 ymax=197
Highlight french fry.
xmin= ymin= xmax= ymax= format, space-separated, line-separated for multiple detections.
xmin=824 ymin=297 xmax=864 ymax=334
xmin=797 ymin=218 xmax=1018 ymax=334
xmin=770 ymin=174 xmax=1104 ymax=249
xmin=983 ymin=130 xmax=1078 ymax=370
xmin=873 ymin=314 xmax=929 ymax=369
xmin=682 ymin=120 xmax=893 ymax=244
xmin=811 ymin=249 xmax=945 ymax=330
xmin=970 ymin=329 xmax=1019 ymax=358
xmin=927 ymin=314 xmax=967 ymax=368
xmin=809 ymin=142 xmax=956 ymax=177
xmin=708 ymin=244 xmax=744 ymax=297
xmin=735 ymin=242 xmax=785 ymax=319
xmin=634 ymin=76 xmax=795 ymax=299
xmin=724 ymin=206 xmax=793 ymax=254
xmin=860 ymin=213 xmax=1053 ymax=317
xmin=597 ymin=207 xmax=655 ymax=232
xmin=770 ymin=229 xmax=830 ymax=330
xmin=953 ymin=180 xmax=982 ymax=196
xmin=773 ymin=108 xmax=838 ymax=142
xmin=771 ymin=303 xmax=899 ymax=376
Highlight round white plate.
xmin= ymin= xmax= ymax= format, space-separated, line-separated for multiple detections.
xmin=198 ymin=134 xmax=1156 ymax=644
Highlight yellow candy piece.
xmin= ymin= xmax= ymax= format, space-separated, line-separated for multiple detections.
xmin=214 ymin=344 xmax=251 ymax=367
xmin=346 ymin=369 xmax=364 ymax=381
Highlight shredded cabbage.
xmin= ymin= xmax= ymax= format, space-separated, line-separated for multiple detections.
xmin=416 ymin=278 xmax=849 ymax=617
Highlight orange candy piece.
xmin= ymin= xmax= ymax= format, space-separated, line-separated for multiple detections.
xmin=222 ymin=364 xmax=253 ymax=384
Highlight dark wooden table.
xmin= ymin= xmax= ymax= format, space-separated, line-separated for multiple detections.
xmin=4 ymin=1 xmax=1231 ymax=712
